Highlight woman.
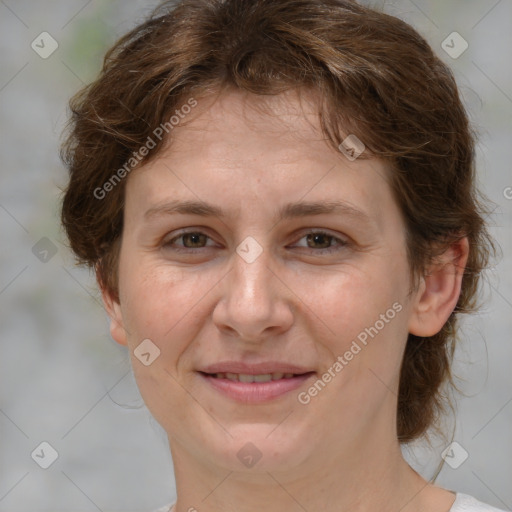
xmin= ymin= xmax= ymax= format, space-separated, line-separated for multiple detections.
xmin=60 ymin=1 xmax=503 ymax=511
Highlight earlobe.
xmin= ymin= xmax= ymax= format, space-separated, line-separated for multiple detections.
xmin=408 ymin=237 xmax=469 ymax=337
xmin=98 ymin=278 xmax=128 ymax=347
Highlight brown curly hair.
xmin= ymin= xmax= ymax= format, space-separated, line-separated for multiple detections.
xmin=60 ymin=0 xmax=495 ymax=443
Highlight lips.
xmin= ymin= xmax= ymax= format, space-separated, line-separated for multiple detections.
xmin=198 ymin=361 xmax=314 ymax=375
xmin=197 ymin=361 xmax=316 ymax=403
xmin=208 ymin=372 xmax=296 ymax=382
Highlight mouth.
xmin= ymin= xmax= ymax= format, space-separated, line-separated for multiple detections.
xmin=203 ymin=371 xmax=302 ymax=382
xmin=197 ymin=369 xmax=316 ymax=403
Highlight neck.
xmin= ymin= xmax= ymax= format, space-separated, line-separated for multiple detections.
xmin=168 ymin=428 xmax=431 ymax=512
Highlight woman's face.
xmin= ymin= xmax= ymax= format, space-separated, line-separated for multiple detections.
xmin=105 ymin=89 xmax=425 ymax=474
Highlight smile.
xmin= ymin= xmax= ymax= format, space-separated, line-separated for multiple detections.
xmin=198 ymin=371 xmax=316 ymax=403
xmin=208 ymin=372 xmax=297 ymax=382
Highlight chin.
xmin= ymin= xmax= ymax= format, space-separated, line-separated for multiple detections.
xmin=194 ymin=423 xmax=313 ymax=474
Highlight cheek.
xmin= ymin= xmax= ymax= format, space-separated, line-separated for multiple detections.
xmin=306 ymin=262 xmax=407 ymax=351
xmin=119 ymin=261 xmax=199 ymax=349
xmin=121 ymin=264 xmax=206 ymax=424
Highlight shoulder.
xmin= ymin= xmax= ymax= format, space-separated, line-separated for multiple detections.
xmin=151 ymin=496 xmax=508 ymax=512
xmin=151 ymin=505 xmax=173 ymax=512
xmin=451 ymin=493 xmax=508 ymax=512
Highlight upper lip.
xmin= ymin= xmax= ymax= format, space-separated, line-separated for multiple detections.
xmin=198 ymin=361 xmax=316 ymax=375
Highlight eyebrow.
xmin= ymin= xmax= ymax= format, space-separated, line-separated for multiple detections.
xmin=144 ymin=199 xmax=373 ymax=224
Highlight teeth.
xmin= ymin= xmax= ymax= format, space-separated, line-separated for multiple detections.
xmin=253 ymin=374 xmax=273 ymax=382
xmin=211 ymin=372 xmax=295 ymax=382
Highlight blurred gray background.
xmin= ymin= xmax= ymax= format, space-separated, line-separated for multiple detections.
xmin=0 ymin=1 xmax=511 ymax=511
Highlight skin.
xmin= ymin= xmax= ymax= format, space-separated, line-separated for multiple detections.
xmin=102 ymin=88 xmax=469 ymax=512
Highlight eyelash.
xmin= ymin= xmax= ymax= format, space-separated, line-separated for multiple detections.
xmin=162 ymin=229 xmax=349 ymax=254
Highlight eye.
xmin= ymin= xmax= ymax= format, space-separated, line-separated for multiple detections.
xmin=161 ymin=229 xmax=349 ymax=254
xmin=291 ymin=230 xmax=349 ymax=254
xmin=162 ymin=230 xmax=217 ymax=252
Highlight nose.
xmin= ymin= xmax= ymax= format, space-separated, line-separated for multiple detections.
xmin=211 ymin=241 xmax=294 ymax=344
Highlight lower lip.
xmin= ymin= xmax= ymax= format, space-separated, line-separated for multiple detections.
xmin=198 ymin=372 xmax=315 ymax=403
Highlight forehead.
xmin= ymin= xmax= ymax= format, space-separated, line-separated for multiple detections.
xmin=165 ymin=88 xmax=330 ymax=161
xmin=125 ymin=88 xmax=401 ymax=234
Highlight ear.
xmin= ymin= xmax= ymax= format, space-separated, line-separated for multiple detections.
xmin=97 ymin=272 xmax=128 ymax=347
xmin=408 ymin=237 xmax=469 ymax=337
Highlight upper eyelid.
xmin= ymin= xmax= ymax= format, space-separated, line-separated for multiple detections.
xmin=165 ymin=228 xmax=218 ymax=245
